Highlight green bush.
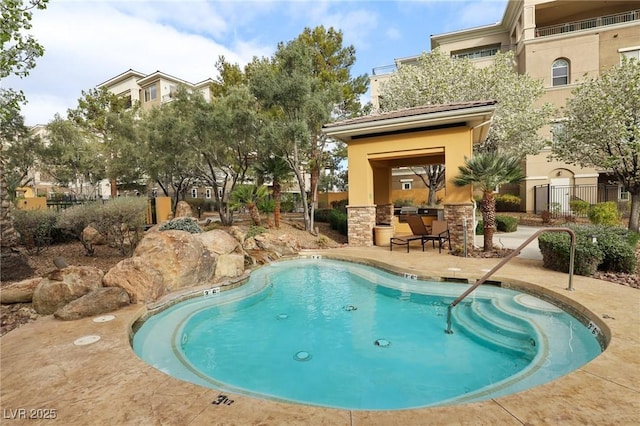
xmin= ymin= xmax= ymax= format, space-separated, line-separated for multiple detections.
xmin=539 ymin=229 xmax=603 ymax=276
xmin=159 ymin=217 xmax=203 ymax=234
xmin=246 ymin=225 xmax=268 ymax=239
xmin=258 ymin=198 xmax=275 ymax=215
xmin=328 ymin=209 xmax=348 ymax=236
xmin=13 ymin=209 xmax=58 ymax=254
xmin=393 ymin=198 xmax=414 ymax=208
xmin=496 ymin=215 xmax=518 ymax=232
xmin=475 ymin=220 xmax=484 ymax=235
xmin=569 ymin=199 xmax=590 ymax=216
xmin=56 ymin=202 xmax=102 ymax=255
xmin=330 ymin=199 xmax=348 ymax=212
xmin=588 ymin=202 xmax=620 ymax=226
xmin=91 ymin=197 xmax=148 ymax=255
xmin=314 ymin=208 xmax=332 ymax=223
xmin=538 ymin=224 xmax=637 ymax=275
xmin=495 ymin=194 xmax=521 ymax=212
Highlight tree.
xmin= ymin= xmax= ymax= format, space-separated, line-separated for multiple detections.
xmin=411 ymin=165 xmax=445 ymax=206
xmin=67 ymin=87 xmax=142 ymax=197
xmin=378 ymin=49 xmax=553 ymax=158
xmin=454 ymin=153 xmax=524 ymax=251
xmin=254 ymin=155 xmax=293 ymax=228
xmin=551 ymin=58 xmax=640 ymax=233
xmin=230 ymin=184 xmax=269 ymax=226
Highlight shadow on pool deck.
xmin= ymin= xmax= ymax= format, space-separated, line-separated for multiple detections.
xmin=1 ymin=247 xmax=639 ymax=425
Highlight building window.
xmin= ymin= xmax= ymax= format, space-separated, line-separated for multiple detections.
xmin=205 ymin=188 xmax=212 ymax=199
xmin=402 ymin=182 xmax=412 ymax=190
xmin=144 ymin=85 xmax=157 ymax=102
xmin=620 ymin=48 xmax=640 ymax=62
xmin=552 ymin=59 xmax=569 ymax=86
xmin=452 ymin=45 xmax=500 ymax=60
xmin=191 ymin=188 xmax=197 ymax=198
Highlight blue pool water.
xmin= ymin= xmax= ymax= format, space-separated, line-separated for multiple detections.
xmin=132 ymin=258 xmax=603 ymax=410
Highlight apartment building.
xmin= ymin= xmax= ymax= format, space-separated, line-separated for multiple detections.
xmin=370 ymin=0 xmax=640 ymax=214
xmin=97 ymin=69 xmax=215 ymax=112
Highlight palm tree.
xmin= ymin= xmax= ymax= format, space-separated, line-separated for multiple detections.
xmin=254 ymin=156 xmax=293 ymax=228
xmin=230 ymin=184 xmax=269 ymax=226
xmin=454 ymin=153 xmax=524 ymax=252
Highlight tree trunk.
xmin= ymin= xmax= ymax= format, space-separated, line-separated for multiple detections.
xmin=629 ymin=191 xmax=640 ymax=233
xmin=249 ymin=204 xmax=261 ymax=226
xmin=273 ymin=180 xmax=282 ymax=229
xmin=481 ymin=192 xmax=496 ymax=252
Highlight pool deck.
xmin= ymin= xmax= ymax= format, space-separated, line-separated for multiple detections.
xmin=1 ymin=245 xmax=639 ymax=425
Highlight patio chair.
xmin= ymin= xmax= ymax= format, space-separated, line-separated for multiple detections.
xmin=423 ymin=220 xmax=452 ymax=253
xmin=389 ymin=215 xmax=430 ymax=252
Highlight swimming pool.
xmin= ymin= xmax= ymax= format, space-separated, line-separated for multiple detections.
xmin=132 ymin=258 xmax=603 ymax=410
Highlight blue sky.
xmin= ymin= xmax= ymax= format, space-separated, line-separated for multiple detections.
xmin=3 ymin=0 xmax=508 ymax=126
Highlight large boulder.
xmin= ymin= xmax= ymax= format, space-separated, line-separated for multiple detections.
xmin=54 ymin=287 xmax=130 ymax=321
xmin=196 ymin=229 xmax=242 ymax=255
xmin=32 ymin=266 xmax=104 ymax=315
xmin=102 ymin=257 xmax=166 ymax=303
xmin=0 ymin=277 xmax=42 ymax=304
xmin=133 ymin=230 xmax=215 ymax=291
xmin=174 ymin=201 xmax=193 ymax=218
xmin=82 ymin=225 xmax=106 ymax=246
xmin=250 ymin=233 xmax=301 ymax=257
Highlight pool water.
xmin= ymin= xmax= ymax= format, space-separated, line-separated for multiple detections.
xmin=132 ymin=258 xmax=603 ymax=410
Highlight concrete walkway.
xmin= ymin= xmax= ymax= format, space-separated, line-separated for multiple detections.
xmin=477 ymin=225 xmax=544 ymax=260
xmin=1 ymin=246 xmax=638 ymax=425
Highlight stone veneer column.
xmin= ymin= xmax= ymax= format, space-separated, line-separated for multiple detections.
xmin=444 ymin=203 xmax=474 ymax=253
xmin=347 ymin=205 xmax=377 ymax=247
xmin=375 ymin=203 xmax=393 ymax=225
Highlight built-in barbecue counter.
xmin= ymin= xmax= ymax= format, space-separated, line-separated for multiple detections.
xmin=392 ymin=206 xmax=444 ymax=234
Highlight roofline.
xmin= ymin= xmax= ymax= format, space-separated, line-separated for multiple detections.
xmin=96 ymin=69 xmax=147 ymax=88
xmin=322 ymin=104 xmax=496 ymax=143
xmin=136 ymin=71 xmax=195 ymax=87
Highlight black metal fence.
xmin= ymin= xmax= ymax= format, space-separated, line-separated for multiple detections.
xmin=533 ymin=184 xmax=623 ymax=215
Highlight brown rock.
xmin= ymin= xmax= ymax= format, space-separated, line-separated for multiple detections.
xmin=32 ymin=266 xmax=104 ymax=315
xmin=213 ymin=253 xmax=245 ymax=281
xmin=54 ymin=287 xmax=130 ymax=321
xmin=0 ymin=277 xmax=42 ymax=304
xmin=196 ymin=229 xmax=243 ymax=255
xmin=133 ymin=230 xmax=215 ymax=291
xmin=0 ymin=248 xmax=34 ymax=282
xmin=102 ymin=257 xmax=166 ymax=303
xmin=82 ymin=225 xmax=106 ymax=246
xmin=174 ymin=201 xmax=193 ymax=218
xmin=253 ymin=233 xmax=300 ymax=256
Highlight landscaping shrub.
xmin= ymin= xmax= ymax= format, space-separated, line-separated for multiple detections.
xmin=569 ymin=199 xmax=590 ymax=216
xmin=496 ymin=215 xmax=518 ymax=232
xmin=56 ymin=202 xmax=102 ymax=255
xmin=540 ymin=210 xmax=553 ymax=224
xmin=159 ymin=217 xmax=202 ymax=234
xmin=185 ymin=197 xmax=205 ymax=213
xmin=328 ymin=209 xmax=348 ymax=236
xmin=475 ymin=220 xmax=484 ymax=235
xmin=91 ymin=197 xmax=148 ymax=255
xmin=588 ymin=201 xmax=620 ymax=226
xmin=495 ymin=194 xmax=521 ymax=212
xmin=538 ymin=224 xmax=637 ymax=275
xmin=13 ymin=209 xmax=58 ymax=254
xmin=330 ymin=199 xmax=348 ymax=212
xmin=314 ymin=208 xmax=332 ymax=223
xmin=393 ymin=198 xmax=414 ymax=208
xmin=538 ymin=230 xmax=602 ymax=276
xmin=245 ymin=225 xmax=268 ymax=239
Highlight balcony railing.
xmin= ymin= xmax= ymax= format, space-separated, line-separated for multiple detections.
xmin=371 ymin=64 xmax=397 ymax=76
xmin=536 ymin=9 xmax=640 ymax=38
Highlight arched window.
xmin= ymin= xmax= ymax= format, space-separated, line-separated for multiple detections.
xmin=552 ymin=59 xmax=569 ymax=86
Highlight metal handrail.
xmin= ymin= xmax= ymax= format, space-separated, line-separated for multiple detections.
xmin=445 ymin=228 xmax=576 ymax=334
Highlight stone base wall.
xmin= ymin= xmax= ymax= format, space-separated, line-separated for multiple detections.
xmin=375 ymin=203 xmax=393 ymax=225
xmin=347 ymin=205 xmax=376 ymax=247
xmin=444 ymin=203 xmax=474 ymax=253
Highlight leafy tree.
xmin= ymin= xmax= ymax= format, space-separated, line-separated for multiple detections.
xmin=42 ymin=115 xmax=105 ymax=197
xmin=230 ymin=184 xmax=269 ymax=226
xmin=551 ymin=58 xmax=640 ymax=233
xmin=378 ymin=49 xmax=553 ymax=158
xmin=141 ymin=87 xmax=201 ymax=212
xmin=454 ymin=153 xmax=524 ymax=251
xmin=67 ymin=87 xmax=142 ymax=197
xmin=1 ymin=103 xmax=44 ymax=199
xmin=294 ymin=26 xmax=368 ymax=229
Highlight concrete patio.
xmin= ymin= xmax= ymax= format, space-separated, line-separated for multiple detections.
xmin=1 ymin=245 xmax=638 ymax=425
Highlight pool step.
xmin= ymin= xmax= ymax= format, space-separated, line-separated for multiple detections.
xmin=452 ymin=300 xmax=536 ymax=358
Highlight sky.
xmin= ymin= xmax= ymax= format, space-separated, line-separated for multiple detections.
xmin=3 ymin=0 xmax=508 ymax=127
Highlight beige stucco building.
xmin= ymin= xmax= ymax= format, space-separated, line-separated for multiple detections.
xmin=370 ymin=0 xmax=640 ymax=214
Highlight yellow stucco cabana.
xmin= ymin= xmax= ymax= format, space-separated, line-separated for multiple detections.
xmin=322 ymin=100 xmax=496 ymax=249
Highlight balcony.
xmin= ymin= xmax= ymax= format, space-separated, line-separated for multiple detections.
xmin=536 ymin=9 xmax=640 ymax=38
xmin=371 ymin=64 xmax=397 ymax=76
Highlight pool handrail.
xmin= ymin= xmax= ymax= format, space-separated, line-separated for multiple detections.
xmin=445 ymin=227 xmax=576 ymax=334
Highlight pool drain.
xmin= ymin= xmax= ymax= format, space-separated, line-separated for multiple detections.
xmin=277 ymin=313 xmax=289 ymax=320
xmin=294 ymin=351 xmax=312 ymax=361
xmin=74 ymin=335 xmax=101 ymax=346
xmin=343 ymin=304 xmax=357 ymax=311
xmin=374 ymin=339 xmax=391 ymax=348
